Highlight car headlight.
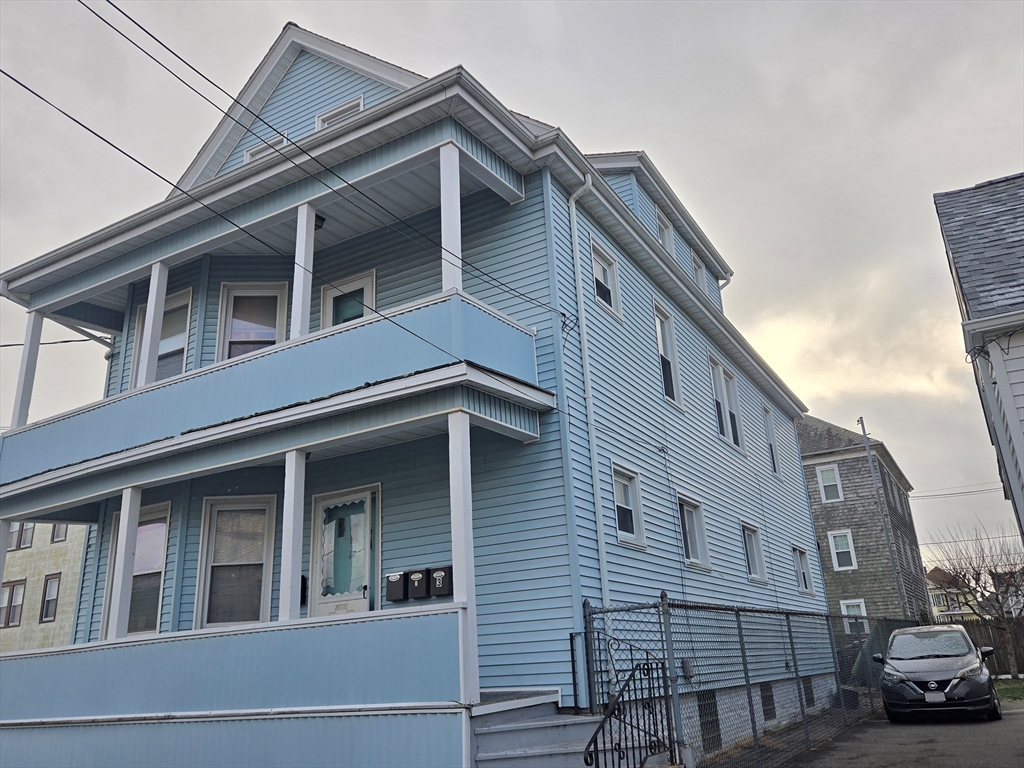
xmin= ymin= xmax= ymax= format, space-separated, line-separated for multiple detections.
xmin=957 ymin=664 xmax=981 ymax=680
xmin=883 ymin=667 xmax=906 ymax=683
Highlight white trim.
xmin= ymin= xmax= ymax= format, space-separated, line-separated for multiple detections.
xmin=827 ymin=528 xmax=858 ymax=571
xmin=101 ymin=502 xmax=171 ymax=640
xmin=791 ymin=545 xmax=813 ymax=595
xmin=762 ymin=404 xmax=780 ymax=476
xmin=656 ymin=207 xmax=674 ymax=259
xmin=316 ymin=95 xmax=365 ymax=131
xmin=216 ymin=282 xmax=289 ymax=362
xmin=10 ymin=311 xmax=43 ymax=430
xmin=244 ymin=134 xmax=288 ymax=164
xmin=320 ymin=270 xmax=376 ymax=329
xmin=815 ymin=464 xmax=844 ymax=503
xmin=839 ymin=598 xmax=868 ymax=634
xmin=194 ymin=495 xmax=277 ymax=629
xmin=309 ymin=485 xmax=380 ymax=618
xmin=653 ymin=300 xmax=681 ymax=405
xmin=677 ymin=494 xmax=710 ymax=568
xmin=692 ymin=255 xmax=707 ymax=295
xmin=611 ymin=463 xmax=645 ymax=548
xmin=469 ymin=690 xmax=562 ymax=717
xmin=130 ymin=288 xmax=193 ymax=389
xmin=709 ymin=354 xmax=743 ymax=450
xmin=741 ymin=521 xmax=766 ymax=582
xmin=590 ymin=239 xmax=622 ymax=317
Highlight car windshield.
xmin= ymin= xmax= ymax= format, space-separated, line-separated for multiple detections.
xmin=888 ymin=630 xmax=972 ymax=660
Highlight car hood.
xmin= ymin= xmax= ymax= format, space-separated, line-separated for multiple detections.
xmin=885 ymin=653 xmax=976 ymax=678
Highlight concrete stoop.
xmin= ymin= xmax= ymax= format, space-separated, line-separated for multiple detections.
xmin=473 ymin=712 xmax=602 ymax=768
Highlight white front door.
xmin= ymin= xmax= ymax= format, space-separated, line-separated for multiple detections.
xmin=311 ymin=490 xmax=374 ymax=616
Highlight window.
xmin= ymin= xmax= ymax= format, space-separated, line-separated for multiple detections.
xmin=693 ymin=256 xmax=707 ymax=294
xmin=654 ymin=305 xmax=678 ymax=402
xmin=709 ymin=358 xmax=741 ymax=447
xmin=244 ymin=134 xmax=287 ymax=163
xmin=801 ymin=677 xmax=816 ymax=707
xmin=217 ymin=283 xmax=288 ymax=361
xmin=50 ymin=524 xmax=68 ymax=543
xmin=762 ymin=407 xmax=778 ymax=474
xmin=657 ymin=208 xmax=675 ymax=258
xmin=679 ymin=498 xmax=709 ymax=567
xmin=742 ymin=524 xmax=765 ymax=580
xmin=321 ymin=271 xmax=375 ymax=328
xmin=792 ymin=546 xmax=813 ymax=593
xmin=316 ymin=95 xmax=364 ymax=130
xmin=7 ymin=521 xmax=34 ymax=551
xmin=132 ymin=289 xmax=192 ymax=386
xmin=613 ymin=468 xmax=643 ymax=545
xmin=39 ymin=574 xmax=60 ymax=623
xmin=197 ymin=496 xmax=276 ymax=628
xmin=0 ymin=581 xmax=26 ymax=628
xmin=760 ymin=682 xmax=776 ymax=721
xmin=592 ymin=244 xmax=619 ymax=313
xmin=815 ymin=464 xmax=843 ymax=502
xmin=827 ymin=529 xmax=857 ymax=571
xmin=840 ymin=599 xmax=868 ymax=635
xmin=103 ymin=506 xmax=170 ymax=637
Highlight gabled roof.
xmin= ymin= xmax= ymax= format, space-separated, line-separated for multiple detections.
xmin=926 ymin=567 xmax=968 ymax=591
xmin=934 ymin=173 xmax=1024 ymax=322
xmin=174 ymin=23 xmax=427 ymax=193
xmin=796 ymin=415 xmax=913 ymax=491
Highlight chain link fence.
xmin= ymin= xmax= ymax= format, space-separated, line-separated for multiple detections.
xmin=582 ymin=594 xmax=917 ymax=768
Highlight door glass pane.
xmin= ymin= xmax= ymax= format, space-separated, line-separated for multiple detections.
xmin=320 ymin=500 xmax=366 ymax=596
xmin=213 ymin=509 xmax=265 ymax=564
xmin=230 ymin=296 xmax=278 ymax=341
xmin=207 ymin=564 xmax=263 ymax=623
xmin=135 ymin=520 xmax=167 ymax=573
xmin=128 ymin=572 xmax=162 ymax=633
xmin=332 ymin=288 xmax=365 ymax=326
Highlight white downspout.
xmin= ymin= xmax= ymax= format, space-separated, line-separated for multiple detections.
xmin=568 ymin=173 xmax=610 ymax=609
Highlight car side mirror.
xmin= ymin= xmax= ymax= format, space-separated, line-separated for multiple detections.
xmin=872 ymin=653 xmax=884 ymax=664
xmin=980 ymin=647 xmax=995 ymax=659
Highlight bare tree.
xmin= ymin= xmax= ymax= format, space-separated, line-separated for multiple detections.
xmin=927 ymin=524 xmax=1024 ymax=679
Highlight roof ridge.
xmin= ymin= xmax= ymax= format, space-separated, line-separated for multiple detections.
xmin=934 ymin=171 xmax=1024 ymax=199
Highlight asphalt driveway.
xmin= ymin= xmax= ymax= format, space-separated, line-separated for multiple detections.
xmin=787 ymin=702 xmax=1024 ymax=768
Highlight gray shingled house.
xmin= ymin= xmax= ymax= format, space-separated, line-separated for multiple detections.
xmin=934 ymin=173 xmax=1024 ymax=542
xmin=796 ymin=416 xmax=930 ymax=623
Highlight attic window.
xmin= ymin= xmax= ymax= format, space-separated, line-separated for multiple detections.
xmin=244 ymin=134 xmax=287 ymax=164
xmin=317 ymin=96 xmax=364 ymax=131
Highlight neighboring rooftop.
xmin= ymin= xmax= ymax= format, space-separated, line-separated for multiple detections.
xmin=795 ymin=415 xmax=879 ymax=456
xmin=934 ymin=173 xmax=1024 ymax=322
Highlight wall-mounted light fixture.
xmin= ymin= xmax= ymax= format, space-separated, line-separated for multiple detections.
xmin=314 ymin=214 xmax=326 ymax=231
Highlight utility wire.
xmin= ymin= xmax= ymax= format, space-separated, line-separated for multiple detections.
xmin=919 ymin=533 xmax=1023 ymax=547
xmin=87 ymin=0 xmax=569 ymax=324
xmin=0 ymin=67 xmax=577 ymax=424
xmin=911 ymin=488 xmax=1005 ymax=500
xmin=0 ymin=338 xmax=97 ymax=349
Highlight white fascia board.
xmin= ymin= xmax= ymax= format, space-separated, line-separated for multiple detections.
xmin=962 ymin=310 xmax=1024 ymax=351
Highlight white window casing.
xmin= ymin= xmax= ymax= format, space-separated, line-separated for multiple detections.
xmin=101 ymin=503 xmax=171 ymax=639
xmin=316 ymin=95 xmax=364 ymax=131
xmin=657 ymin=208 xmax=675 ymax=258
xmin=710 ymin=356 xmax=742 ymax=448
xmin=244 ymin=134 xmax=288 ymax=164
xmin=654 ymin=302 xmax=679 ymax=403
xmin=742 ymin=523 xmax=766 ymax=581
xmin=612 ymin=465 xmax=645 ymax=547
xmin=763 ymin=406 xmax=779 ymax=475
xmin=828 ymin=529 xmax=858 ymax=571
xmin=816 ymin=464 xmax=843 ymax=503
xmin=216 ymin=283 xmax=289 ymax=362
xmin=840 ymin=598 xmax=868 ymax=634
xmin=693 ymin=256 xmax=707 ymax=294
xmin=320 ymin=270 xmax=376 ymax=329
xmin=591 ymin=242 xmax=621 ymax=315
xmin=131 ymin=288 xmax=192 ymax=388
xmin=792 ymin=546 xmax=813 ymax=593
xmin=678 ymin=497 xmax=710 ymax=568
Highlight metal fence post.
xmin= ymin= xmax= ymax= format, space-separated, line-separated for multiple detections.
xmin=660 ymin=592 xmax=687 ymax=767
xmin=734 ymin=609 xmax=762 ymax=768
xmin=785 ymin=613 xmax=811 ymax=747
xmin=824 ymin=614 xmax=847 ymax=721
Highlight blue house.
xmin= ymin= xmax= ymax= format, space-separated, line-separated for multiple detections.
xmin=0 ymin=25 xmax=827 ymax=767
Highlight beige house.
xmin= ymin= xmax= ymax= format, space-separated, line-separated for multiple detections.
xmin=1 ymin=522 xmax=87 ymax=652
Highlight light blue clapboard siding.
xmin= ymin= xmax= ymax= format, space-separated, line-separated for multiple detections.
xmin=218 ymin=50 xmax=399 ymax=176
xmin=0 ymin=712 xmax=463 ymax=768
xmin=450 ymin=120 xmax=524 ymax=196
xmin=602 ymin=173 xmax=635 ymax=212
xmin=71 ymin=521 xmax=99 ymax=644
xmin=633 ymin=177 xmax=660 ymax=238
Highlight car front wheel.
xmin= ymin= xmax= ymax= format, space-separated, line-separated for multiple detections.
xmin=884 ymin=704 xmax=905 ymax=724
xmin=986 ymin=689 xmax=1002 ymax=721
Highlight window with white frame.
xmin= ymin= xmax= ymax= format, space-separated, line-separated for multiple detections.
xmin=657 ymin=208 xmax=675 ymax=258
xmin=0 ymin=581 xmax=26 ymax=628
xmin=815 ymin=465 xmax=843 ymax=502
xmin=217 ymin=283 xmax=288 ymax=361
xmin=321 ymin=271 xmax=375 ymax=328
xmin=592 ymin=245 xmax=619 ymax=313
xmin=763 ymin=406 xmax=779 ymax=474
xmin=197 ymin=496 xmax=276 ymax=628
xmin=6 ymin=521 xmax=34 ymax=551
xmin=654 ymin=304 xmax=678 ymax=402
xmin=828 ymin=529 xmax=857 ymax=571
xmin=103 ymin=505 xmax=170 ymax=637
xmin=132 ymin=289 xmax=192 ymax=386
xmin=244 ymin=134 xmax=287 ymax=164
xmin=710 ymin=358 xmax=742 ymax=447
xmin=679 ymin=498 xmax=709 ymax=566
xmin=613 ymin=468 xmax=643 ymax=545
xmin=316 ymin=96 xmax=364 ymax=131
xmin=742 ymin=524 xmax=766 ymax=580
xmin=840 ymin=599 xmax=868 ymax=635
xmin=39 ymin=573 xmax=60 ymax=623
xmin=693 ymin=256 xmax=707 ymax=294
xmin=792 ymin=547 xmax=813 ymax=593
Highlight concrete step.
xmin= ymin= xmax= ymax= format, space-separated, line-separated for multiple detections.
xmin=475 ymin=740 xmax=590 ymax=768
xmin=474 ymin=714 xmax=603 ymax=752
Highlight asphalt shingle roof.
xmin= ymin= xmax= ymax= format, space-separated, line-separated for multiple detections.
xmin=934 ymin=173 xmax=1024 ymax=321
xmin=795 ymin=415 xmax=879 ymax=456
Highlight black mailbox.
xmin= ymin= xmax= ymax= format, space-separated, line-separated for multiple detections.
xmin=407 ymin=569 xmax=429 ymax=599
xmin=429 ymin=565 xmax=453 ymax=597
xmin=385 ymin=572 xmax=407 ymax=602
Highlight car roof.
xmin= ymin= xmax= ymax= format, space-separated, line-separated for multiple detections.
xmin=890 ymin=625 xmax=968 ymax=636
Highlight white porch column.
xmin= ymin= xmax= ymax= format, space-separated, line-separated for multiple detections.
xmin=108 ymin=486 xmax=143 ymax=639
xmin=0 ymin=520 xmax=10 ymax=581
xmin=280 ymin=449 xmax=306 ymax=621
xmin=449 ymin=410 xmax=479 ymax=704
xmin=439 ymin=143 xmax=463 ymax=292
xmin=135 ymin=261 xmax=169 ymax=387
xmin=11 ymin=310 xmax=44 ymax=429
xmin=291 ymin=204 xmax=316 ymax=339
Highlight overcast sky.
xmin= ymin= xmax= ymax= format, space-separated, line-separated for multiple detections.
xmin=1 ymin=0 xmax=1021 ymax=557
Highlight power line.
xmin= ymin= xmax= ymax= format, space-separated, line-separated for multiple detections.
xmin=85 ymin=0 xmax=568 ymax=324
xmin=911 ymin=488 xmax=1004 ymax=500
xmin=911 ymin=481 xmax=1005 ymax=494
xmin=0 ymin=338 xmax=97 ymax=349
xmin=919 ymin=534 xmax=1023 ymax=547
